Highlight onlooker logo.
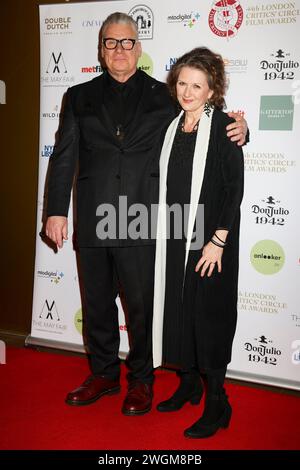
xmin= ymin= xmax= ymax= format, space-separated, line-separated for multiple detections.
xmin=259 ymin=95 xmax=294 ymax=131
xmin=129 ymin=5 xmax=154 ymax=40
xmin=250 ymin=240 xmax=285 ymax=275
xmin=209 ymin=0 xmax=243 ymax=38
xmin=74 ymin=308 xmax=83 ymax=335
xmin=137 ymin=52 xmax=153 ymax=76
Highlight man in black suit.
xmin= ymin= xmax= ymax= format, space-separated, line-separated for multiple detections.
xmin=45 ymin=12 xmax=247 ymax=415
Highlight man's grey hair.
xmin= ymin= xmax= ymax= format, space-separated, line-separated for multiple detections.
xmin=101 ymin=12 xmax=138 ymax=38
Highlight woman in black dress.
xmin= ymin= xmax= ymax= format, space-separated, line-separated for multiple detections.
xmin=152 ymin=47 xmax=244 ymax=438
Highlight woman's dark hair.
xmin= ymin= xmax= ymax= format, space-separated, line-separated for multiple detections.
xmin=167 ymin=47 xmax=227 ymax=110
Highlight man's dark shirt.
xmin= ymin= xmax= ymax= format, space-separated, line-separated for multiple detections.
xmin=103 ymin=69 xmax=143 ymax=140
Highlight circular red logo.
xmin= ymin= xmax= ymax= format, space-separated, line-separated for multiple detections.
xmin=209 ymin=0 xmax=243 ymax=38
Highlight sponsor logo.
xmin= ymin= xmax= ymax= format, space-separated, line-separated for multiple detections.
xmin=129 ymin=5 xmax=154 ymax=39
xmin=39 ymin=300 xmax=60 ymax=321
xmin=208 ymin=0 xmax=243 ymax=39
xmin=238 ymin=290 xmax=287 ymax=314
xmin=41 ymin=52 xmax=75 ymax=88
xmin=137 ymin=52 xmax=153 ymax=76
xmin=224 ymin=57 xmax=248 ymax=73
xmin=250 ymin=240 xmax=285 ymax=275
xmin=260 ymin=49 xmax=299 ymax=80
xmin=251 ymin=196 xmax=290 ymax=226
xmin=81 ymin=19 xmax=102 ymax=28
xmin=244 ymin=335 xmax=282 ymax=366
xmin=43 ymin=17 xmax=72 ymax=34
xmin=291 ymin=340 xmax=300 ymax=364
xmin=291 ymin=314 xmax=300 ymax=328
xmin=167 ymin=11 xmax=201 ymax=28
xmin=74 ymin=308 xmax=83 ymax=335
xmin=245 ymin=2 xmax=300 ymax=27
xmin=37 ymin=269 xmax=64 ymax=284
xmin=259 ymin=95 xmax=294 ymax=131
xmin=81 ymin=65 xmax=103 ymax=74
xmin=41 ymin=145 xmax=54 ymax=158
xmin=165 ymin=57 xmax=178 ymax=72
xmin=244 ymin=151 xmax=296 ymax=174
xmin=41 ymin=105 xmax=61 ymax=120
xmin=33 ymin=300 xmax=67 ymax=333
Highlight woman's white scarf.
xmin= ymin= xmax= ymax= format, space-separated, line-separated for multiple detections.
xmin=152 ymin=107 xmax=214 ymax=368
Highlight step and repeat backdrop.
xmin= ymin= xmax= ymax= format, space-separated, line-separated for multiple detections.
xmin=29 ymin=0 xmax=300 ymax=389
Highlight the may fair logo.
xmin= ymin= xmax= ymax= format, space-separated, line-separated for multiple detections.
xmin=251 ymin=195 xmax=290 ymax=226
xmin=129 ymin=5 xmax=154 ymax=39
xmin=33 ymin=300 xmax=67 ymax=334
xmin=260 ymin=49 xmax=299 ymax=81
xmin=244 ymin=335 xmax=281 ymax=366
xmin=209 ymin=0 xmax=243 ymax=39
xmin=41 ymin=52 xmax=75 ymax=87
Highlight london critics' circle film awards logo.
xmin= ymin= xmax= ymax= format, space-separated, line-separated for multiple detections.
xmin=209 ymin=0 xmax=243 ymax=38
xmin=250 ymin=240 xmax=285 ymax=275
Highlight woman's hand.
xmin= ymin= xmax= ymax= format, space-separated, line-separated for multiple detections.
xmin=195 ymin=241 xmax=224 ymax=277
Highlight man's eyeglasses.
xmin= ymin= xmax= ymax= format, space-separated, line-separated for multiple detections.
xmin=103 ymin=38 xmax=136 ymax=50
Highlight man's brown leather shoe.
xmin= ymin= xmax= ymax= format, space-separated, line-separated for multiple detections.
xmin=65 ymin=375 xmax=120 ymax=406
xmin=122 ymin=382 xmax=153 ymax=416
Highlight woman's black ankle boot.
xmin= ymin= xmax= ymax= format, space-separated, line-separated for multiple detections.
xmin=184 ymin=388 xmax=231 ymax=438
xmin=157 ymin=371 xmax=203 ymax=412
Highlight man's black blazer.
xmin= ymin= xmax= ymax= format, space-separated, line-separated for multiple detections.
xmin=47 ymin=70 xmax=175 ymax=247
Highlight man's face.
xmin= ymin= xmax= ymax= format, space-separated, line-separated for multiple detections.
xmin=101 ymin=23 xmax=142 ymax=80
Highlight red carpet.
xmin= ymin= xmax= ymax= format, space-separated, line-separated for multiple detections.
xmin=0 ymin=347 xmax=299 ymax=450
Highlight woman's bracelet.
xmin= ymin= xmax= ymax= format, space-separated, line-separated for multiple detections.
xmin=210 ymin=237 xmax=226 ymax=248
xmin=214 ymin=232 xmax=226 ymax=244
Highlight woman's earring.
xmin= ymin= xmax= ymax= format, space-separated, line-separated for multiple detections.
xmin=204 ymin=102 xmax=212 ymax=117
